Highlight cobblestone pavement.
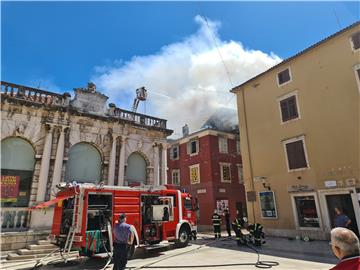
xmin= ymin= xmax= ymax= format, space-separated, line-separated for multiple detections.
xmin=33 ymin=233 xmax=337 ymax=270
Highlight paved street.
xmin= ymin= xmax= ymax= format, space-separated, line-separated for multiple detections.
xmin=35 ymin=233 xmax=337 ymax=270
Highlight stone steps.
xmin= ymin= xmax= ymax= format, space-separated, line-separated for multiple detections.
xmin=18 ymin=247 xmax=58 ymax=255
xmin=3 ymin=237 xmax=60 ymax=262
xmin=37 ymin=239 xmax=51 ymax=245
xmin=27 ymin=243 xmax=57 ymax=250
xmin=1 ymin=251 xmax=80 ymax=270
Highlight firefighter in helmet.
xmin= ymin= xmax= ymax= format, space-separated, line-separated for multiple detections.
xmin=232 ymin=211 xmax=251 ymax=246
xmin=211 ymin=209 xmax=222 ymax=238
xmin=248 ymin=223 xmax=265 ymax=246
xmin=231 ymin=212 xmax=245 ymax=246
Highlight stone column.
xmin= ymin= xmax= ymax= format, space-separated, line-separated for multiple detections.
xmin=117 ymin=136 xmax=126 ymax=186
xmin=50 ymin=126 xmax=67 ymax=198
xmin=153 ymin=143 xmax=160 ymax=186
xmin=161 ymin=143 xmax=168 ymax=185
xmin=107 ymin=134 xmax=117 ymax=186
xmin=36 ymin=124 xmax=54 ymax=202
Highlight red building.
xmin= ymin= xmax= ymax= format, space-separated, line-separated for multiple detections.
xmin=167 ymin=127 xmax=246 ymax=228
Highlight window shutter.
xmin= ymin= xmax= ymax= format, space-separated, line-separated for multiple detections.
xmin=280 ymin=100 xmax=290 ymax=121
xmin=280 ymin=96 xmax=298 ymax=122
xmin=352 ymin=32 xmax=360 ymax=50
xmin=278 ymin=69 xmax=290 ymax=85
xmin=286 ymin=141 xmax=307 ymax=170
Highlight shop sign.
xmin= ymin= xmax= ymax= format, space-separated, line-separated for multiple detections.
xmin=288 ymin=184 xmax=314 ymax=193
xmin=324 ymin=180 xmax=337 ymax=188
xmin=1 ymin=175 xmax=20 ymax=202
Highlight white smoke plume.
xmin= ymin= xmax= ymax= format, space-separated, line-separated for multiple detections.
xmin=92 ymin=15 xmax=282 ymax=138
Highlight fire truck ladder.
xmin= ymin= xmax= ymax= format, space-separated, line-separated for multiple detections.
xmin=61 ymin=193 xmax=81 ymax=262
xmin=33 ymin=194 xmax=81 ymax=268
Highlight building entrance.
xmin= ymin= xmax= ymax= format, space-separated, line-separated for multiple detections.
xmin=326 ymin=194 xmax=359 ymax=236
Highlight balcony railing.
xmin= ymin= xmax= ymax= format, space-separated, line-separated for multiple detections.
xmin=1 ymin=207 xmax=30 ymax=232
xmin=1 ymin=81 xmax=169 ymax=130
xmin=112 ymin=107 xmax=167 ymax=129
xmin=1 ymin=81 xmax=70 ymax=107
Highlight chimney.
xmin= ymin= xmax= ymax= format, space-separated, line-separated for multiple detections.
xmin=182 ymin=124 xmax=189 ymax=137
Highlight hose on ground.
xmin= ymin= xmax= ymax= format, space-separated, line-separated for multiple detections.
xmin=127 ymin=237 xmax=279 ymax=269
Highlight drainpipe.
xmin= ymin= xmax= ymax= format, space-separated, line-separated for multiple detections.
xmin=240 ymin=88 xmax=256 ymax=223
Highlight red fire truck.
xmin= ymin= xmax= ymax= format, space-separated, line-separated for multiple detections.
xmin=47 ymin=183 xmax=198 ymax=258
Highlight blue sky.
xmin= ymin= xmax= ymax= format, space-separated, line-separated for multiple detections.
xmin=1 ymin=1 xmax=359 ymax=136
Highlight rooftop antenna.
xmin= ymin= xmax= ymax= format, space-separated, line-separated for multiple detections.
xmin=132 ymin=87 xmax=147 ymax=113
xmin=333 ymin=10 xmax=342 ymax=29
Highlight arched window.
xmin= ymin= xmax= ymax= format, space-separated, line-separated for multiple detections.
xmin=65 ymin=143 xmax=101 ymax=183
xmin=1 ymin=137 xmax=35 ymax=207
xmin=125 ymin=152 xmax=146 ymax=185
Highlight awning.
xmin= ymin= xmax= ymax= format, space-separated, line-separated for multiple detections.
xmin=30 ymin=195 xmax=73 ymax=210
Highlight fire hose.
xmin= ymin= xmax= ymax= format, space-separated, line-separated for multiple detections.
xmin=124 ymin=236 xmax=279 ymax=269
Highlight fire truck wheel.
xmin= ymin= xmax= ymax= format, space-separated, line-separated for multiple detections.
xmin=176 ymin=227 xmax=190 ymax=248
xmin=127 ymin=243 xmax=135 ymax=259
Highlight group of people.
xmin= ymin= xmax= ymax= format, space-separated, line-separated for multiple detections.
xmin=212 ymin=208 xmax=263 ymax=246
xmin=211 ymin=208 xmax=359 ymax=269
xmin=211 ymin=208 xmax=236 ymax=239
xmin=111 ymin=207 xmax=359 ymax=270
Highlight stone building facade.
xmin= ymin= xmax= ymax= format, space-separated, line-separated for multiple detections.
xmin=231 ymin=22 xmax=360 ymax=239
xmin=167 ymin=128 xmax=246 ymax=229
xmin=0 ymin=81 xmax=172 ymax=249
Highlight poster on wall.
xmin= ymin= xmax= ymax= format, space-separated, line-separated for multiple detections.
xmin=259 ymin=191 xmax=278 ymax=218
xmin=0 ymin=175 xmax=20 ymax=202
xmin=216 ymin=199 xmax=229 ymax=215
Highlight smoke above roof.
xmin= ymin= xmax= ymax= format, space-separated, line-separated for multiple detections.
xmin=92 ymin=16 xmax=281 ymax=138
xmin=201 ymin=108 xmax=238 ymax=133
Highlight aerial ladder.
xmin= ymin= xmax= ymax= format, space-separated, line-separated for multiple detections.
xmin=132 ymin=87 xmax=147 ymax=113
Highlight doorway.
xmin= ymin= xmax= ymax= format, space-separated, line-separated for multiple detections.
xmin=236 ymin=201 xmax=247 ymax=218
xmin=326 ymin=194 xmax=359 ymax=236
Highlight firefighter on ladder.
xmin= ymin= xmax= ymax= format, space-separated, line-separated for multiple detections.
xmin=211 ymin=209 xmax=222 ymax=238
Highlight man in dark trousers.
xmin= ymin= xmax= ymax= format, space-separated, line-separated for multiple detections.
xmin=224 ymin=208 xmax=231 ymax=238
xmin=232 ymin=213 xmax=244 ymax=246
xmin=113 ymin=213 xmax=134 ymax=270
xmin=211 ymin=209 xmax=221 ymax=238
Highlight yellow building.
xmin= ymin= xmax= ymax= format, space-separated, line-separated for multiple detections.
xmin=231 ymin=21 xmax=360 ymax=240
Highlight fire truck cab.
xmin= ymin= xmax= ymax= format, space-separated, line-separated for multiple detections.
xmin=49 ymin=183 xmax=197 ymax=258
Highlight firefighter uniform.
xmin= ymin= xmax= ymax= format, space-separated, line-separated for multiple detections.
xmin=211 ymin=211 xmax=222 ymax=238
xmin=248 ymin=223 xmax=265 ymax=246
xmin=231 ymin=217 xmax=244 ymax=246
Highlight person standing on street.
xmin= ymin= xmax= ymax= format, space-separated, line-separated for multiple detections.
xmin=232 ymin=213 xmax=244 ymax=246
xmin=211 ymin=209 xmax=221 ymax=238
xmin=329 ymin=227 xmax=359 ymax=270
xmin=334 ymin=207 xmax=352 ymax=228
xmin=224 ymin=208 xmax=231 ymax=238
xmin=113 ymin=213 xmax=134 ymax=270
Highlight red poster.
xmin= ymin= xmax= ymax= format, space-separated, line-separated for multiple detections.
xmin=1 ymin=175 xmax=20 ymax=202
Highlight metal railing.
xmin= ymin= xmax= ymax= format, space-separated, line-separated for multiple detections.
xmin=1 ymin=81 xmax=70 ymax=106
xmin=112 ymin=107 xmax=167 ymax=129
xmin=1 ymin=207 xmax=30 ymax=232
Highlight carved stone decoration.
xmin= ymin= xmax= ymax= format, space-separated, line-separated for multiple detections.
xmin=137 ymin=140 xmax=143 ymax=150
xmin=71 ymin=83 xmax=109 ymax=116
xmin=15 ymin=122 xmax=27 ymax=136
xmin=0 ymin=81 xmax=171 ymax=236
